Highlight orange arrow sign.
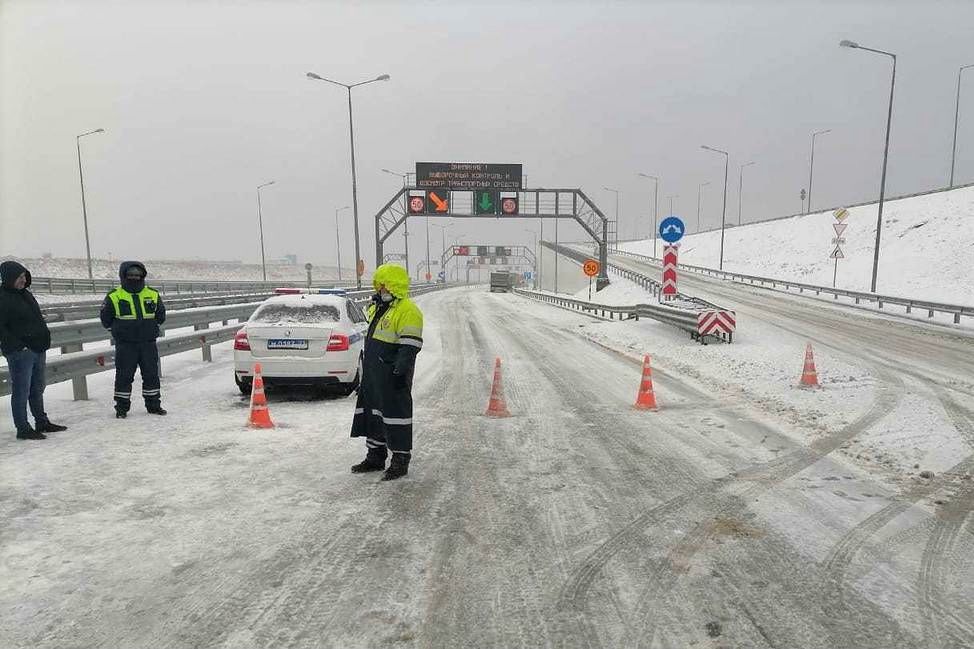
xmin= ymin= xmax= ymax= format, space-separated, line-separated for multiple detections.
xmin=428 ymin=191 xmax=448 ymax=212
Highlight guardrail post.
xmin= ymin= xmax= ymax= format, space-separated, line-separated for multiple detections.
xmin=928 ymin=309 xmax=934 ymax=318
xmin=194 ymin=323 xmax=212 ymax=362
xmin=955 ymin=313 xmax=961 ymax=324
xmin=61 ymin=342 xmax=89 ymax=400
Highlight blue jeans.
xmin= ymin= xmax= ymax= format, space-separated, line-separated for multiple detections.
xmin=5 ymin=349 xmax=48 ymax=432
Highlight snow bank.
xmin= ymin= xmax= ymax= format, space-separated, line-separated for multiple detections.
xmin=621 ymin=184 xmax=974 ymax=304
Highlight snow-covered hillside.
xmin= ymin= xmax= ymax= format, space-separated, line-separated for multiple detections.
xmin=620 ymin=184 xmax=974 ymax=305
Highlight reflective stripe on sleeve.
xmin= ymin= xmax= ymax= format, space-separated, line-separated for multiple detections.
xmin=399 ymin=337 xmax=423 ymax=349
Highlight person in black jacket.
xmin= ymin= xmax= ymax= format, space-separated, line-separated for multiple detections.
xmin=100 ymin=261 xmax=167 ymax=418
xmin=0 ymin=261 xmax=68 ymax=440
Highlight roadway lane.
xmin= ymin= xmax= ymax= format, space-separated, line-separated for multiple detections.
xmin=3 ymin=286 xmax=972 ymax=648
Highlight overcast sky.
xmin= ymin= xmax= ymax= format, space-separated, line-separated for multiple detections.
xmin=2 ymin=0 xmax=973 ymax=270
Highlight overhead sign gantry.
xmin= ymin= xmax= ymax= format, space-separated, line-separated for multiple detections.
xmin=373 ymin=161 xmax=611 ymax=290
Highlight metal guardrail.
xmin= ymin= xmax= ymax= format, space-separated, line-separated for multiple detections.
xmin=30 ymin=276 xmax=311 ymax=295
xmin=41 ymin=292 xmax=279 ymax=323
xmin=2 ymin=282 xmax=453 ymax=399
xmin=612 ymin=249 xmax=974 ymax=325
xmin=0 ymin=324 xmax=243 ymax=399
xmin=514 ymin=288 xmax=733 ymax=344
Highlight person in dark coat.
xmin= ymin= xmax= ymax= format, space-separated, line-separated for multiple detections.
xmin=0 ymin=261 xmax=67 ymax=439
xmin=100 ymin=261 xmax=167 ymax=418
xmin=350 ymin=263 xmax=424 ymax=481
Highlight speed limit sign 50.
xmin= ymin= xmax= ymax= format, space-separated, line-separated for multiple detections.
xmin=583 ymin=259 xmax=600 ymax=277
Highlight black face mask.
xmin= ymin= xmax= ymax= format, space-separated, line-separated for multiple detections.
xmin=123 ymin=276 xmax=145 ymax=292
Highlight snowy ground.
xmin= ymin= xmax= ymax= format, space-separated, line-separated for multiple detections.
xmin=2 ymin=284 xmax=973 ymax=648
xmin=620 ymin=183 xmax=974 ymax=305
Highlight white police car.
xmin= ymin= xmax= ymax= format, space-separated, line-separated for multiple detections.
xmin=233 ymin=289 xmax=367 ymax=396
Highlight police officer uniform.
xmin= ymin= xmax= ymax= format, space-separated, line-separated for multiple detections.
xmin=350 ymin=263 xmax=424 ymax=480
xmin=100 ymin=261 xmax=167 ymax=417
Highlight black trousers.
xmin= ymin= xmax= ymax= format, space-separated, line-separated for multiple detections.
xmin=114 ymin=341 xmax=161 ymax=412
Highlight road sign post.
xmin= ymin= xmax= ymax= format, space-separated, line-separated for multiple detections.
xmin=583 ymin=259 xmax=600 ymax=301
xmin=831 ymin=208 xmax=849 ymax=288
xmin=658 ymin=216 xmax=685 ymax=301
xmin=662 ymin=245 xmax=679 ymax=300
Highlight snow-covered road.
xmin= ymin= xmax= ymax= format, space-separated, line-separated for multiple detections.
xmin=2 ymin=282 xmax=973 ymax=648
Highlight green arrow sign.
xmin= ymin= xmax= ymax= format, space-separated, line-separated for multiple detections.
xmin=476 ymin=190 xmax=498 ymax=215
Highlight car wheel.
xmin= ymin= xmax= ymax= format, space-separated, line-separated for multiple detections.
xmin=235 ymin=374 xmax=253 ymax=395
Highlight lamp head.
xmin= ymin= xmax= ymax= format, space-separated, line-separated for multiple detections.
xmin=377 ymin=74 xmax=391 ymax=81
xmin=839 ymin=39 xmax=859 ymax=49
xmin=306 ymin=72 xmax=322 ymax=80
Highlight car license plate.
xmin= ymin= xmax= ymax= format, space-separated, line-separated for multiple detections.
xmin=267 ymin=339 xmax=308 ymax=350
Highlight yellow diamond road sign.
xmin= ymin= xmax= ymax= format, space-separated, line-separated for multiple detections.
xmin=833 ymin=207 xmax=849 ymax=222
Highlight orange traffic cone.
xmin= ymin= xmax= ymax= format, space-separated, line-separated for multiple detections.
xmin=799 ymin=343 xmax=820 ymax=388
xmin=634 ymin=355 xmax=659 ymax=411
xmin=248 ymin=363 xmax=275 ymax=428
xmin=485 ymin=357 xmax=511 ymax=417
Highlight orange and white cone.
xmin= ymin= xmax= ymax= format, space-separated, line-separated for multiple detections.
xmin=634 ymin=354 xmax=659 ymax=411
xmin=799 ymin=343 xmax=820 ymax=388
xmin=248 ymin=363 xmax=275 ymax=428
xmin=485 ymin=357 xmax=511 ymax=417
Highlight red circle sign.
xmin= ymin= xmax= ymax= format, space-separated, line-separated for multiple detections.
xmin=502 ymin=198 xmax=517 ymax=214
xmin=409 ymin=197 xmax=424 ymax=213
xmin=583 ymin=259 xmax=600 ymax=277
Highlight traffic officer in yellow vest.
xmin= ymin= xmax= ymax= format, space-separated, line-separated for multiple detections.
xmin=99 ymin=261 xmax=167 ymax=418
xmin=350 ymin=263 xmax=423 ymax=481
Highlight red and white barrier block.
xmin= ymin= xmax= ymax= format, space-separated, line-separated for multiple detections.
xmin=698 ymin=310 xmax=736 ymax=341
xmin=662 ymin=245 xmax=678 ymax=300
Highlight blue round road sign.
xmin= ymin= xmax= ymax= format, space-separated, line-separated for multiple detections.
xmin=659 ymin=216 xmax=685 ymax=243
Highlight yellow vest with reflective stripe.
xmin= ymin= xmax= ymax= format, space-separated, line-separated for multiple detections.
xmin=108 ymin=287 xmax=160 ymax=320
xmin=366 ymin=298 xmax=423 ymax=346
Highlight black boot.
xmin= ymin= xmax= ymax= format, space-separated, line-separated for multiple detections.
xmin=115 ymin=409 xmax=128 ymax=419
xmin=381 ymin=452 xmax=410 ymax=481
xmin=37 ymin=421 xmax=67 ymax=433
xmin=16 ymin=426 xmax=46 ymax=440
xmin=351 ymin=447 xmax=387 ymax=473
xmin=147 ymin=406 xmax=167 ymax=416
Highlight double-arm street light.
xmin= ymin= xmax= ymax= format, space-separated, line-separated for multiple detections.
xmin=839 ymin=39 xmax=896 ymax=293
xmin=701 ymin=145 xmax=730 ymax=270
xmin=334 ymin=205 xmax=350 ymax=281
xmin=256 ymin=181 xmax=276 ymax=282
xmin=307 ymin=71 xmax=390 ymax=288
xmin=637 ymin=173 xmax=660 ymax=257
xmin=431 ymin=223 xmax=453 ymax=280
xmin=77 ymin=128 xmax=105 ymax=280
xmin=807 ymin=129 xmax=831 ymax=214
xmin=950 ymin=63 xmax=974 ymax=187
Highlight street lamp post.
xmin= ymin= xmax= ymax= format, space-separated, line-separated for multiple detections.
xmin=950 ymin=64 xmax=974 ymax=187
xmin=524 ymin=228 xmax=538 ymax=288
xmin=76 ymin=128 xmax=105 ymax=280
xmin=701 ymin=145 xmax=730 ymax=270
xmin=807 ymin=130 xmax=831 ymax=213
xmin=256 ymin=181 xmax=276 ymax=282
xmin=738 ymin=162 xmax=755 ymax=226
xmin=381 ymin=168 xmax=412 ymax=273
xmin=840 ymin=39 xmax=896 ymax=293
xmin=637 ymin=173 xmax=660 ymax=257
xmin=307 ymin=71 xmax=391 ymax=289
xmin=697 ymin=181 xmax=711 ymax=233
xmin=334 ymin=205 xmax=350 ymax=282
xmin=431 ymin=223 xmax=452 ymax=282
xmin=602 ymin=187 xmax=620 ymax=250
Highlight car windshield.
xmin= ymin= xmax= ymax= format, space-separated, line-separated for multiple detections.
xmin=251 ymin=303 xmax=341 ymax=325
